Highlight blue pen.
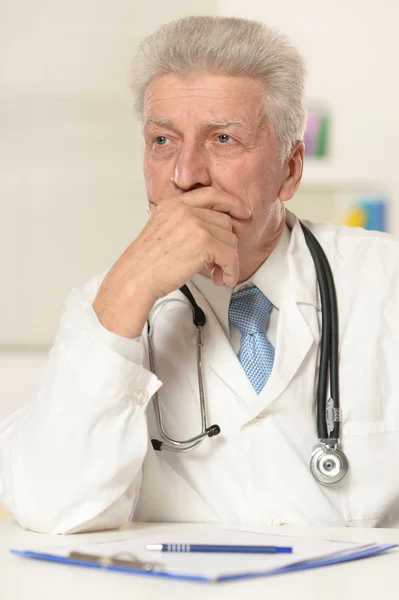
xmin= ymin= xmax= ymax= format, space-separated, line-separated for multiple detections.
xmin=145 ymin=543 xmax=292 ymax=554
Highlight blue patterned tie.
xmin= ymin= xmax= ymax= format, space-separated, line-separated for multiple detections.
xmin=228 ymin=287 xmax=275 ymax=395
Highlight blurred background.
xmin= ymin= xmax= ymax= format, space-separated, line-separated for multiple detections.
xmin=1 ymin=1 xmax=398 ymax=513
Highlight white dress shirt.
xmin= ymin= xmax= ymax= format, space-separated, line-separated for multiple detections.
xmin=2 ymin=211 xmax=399 ymax=535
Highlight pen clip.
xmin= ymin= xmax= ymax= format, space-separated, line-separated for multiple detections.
xmin=68 ymin=551 xmax=163 ymax=572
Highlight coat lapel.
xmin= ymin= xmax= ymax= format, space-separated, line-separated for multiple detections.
xmin=245 ymin=295 xmax=316 ymax=421
xmin=244 ymin=213 xmax=321 ymax=420
xmin=187 ymin=282 xmax=258 ymax=405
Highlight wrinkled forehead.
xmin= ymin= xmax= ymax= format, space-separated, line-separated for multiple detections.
xmin=142 ymin=70 xmax=268 ymax=130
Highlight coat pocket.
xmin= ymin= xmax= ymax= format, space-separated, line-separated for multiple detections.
xmin=340 ymin=422 xmax=399 ymax=526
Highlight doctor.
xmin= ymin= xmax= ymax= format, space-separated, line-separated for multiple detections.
xmin=2 ymin=15 xmax=399 ymax=535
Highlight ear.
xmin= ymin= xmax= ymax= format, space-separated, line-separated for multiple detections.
xmin=278 ymin=141 xmax=305 ymax=202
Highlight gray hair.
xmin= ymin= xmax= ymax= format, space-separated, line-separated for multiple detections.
xmin=130 ymin=16 xmax=307 ymax=161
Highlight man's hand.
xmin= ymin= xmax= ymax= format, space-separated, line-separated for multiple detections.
xmin=93 ymin=188 xmax=251 ymax=338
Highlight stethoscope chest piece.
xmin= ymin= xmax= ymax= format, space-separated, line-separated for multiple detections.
xmin=310 ymin=442 xmax=348 ymax=485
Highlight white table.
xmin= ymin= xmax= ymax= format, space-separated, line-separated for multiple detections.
xmin=1 ymin=517 xmax=399 ymax=600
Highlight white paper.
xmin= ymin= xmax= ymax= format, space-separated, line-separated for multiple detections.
xmin=25 ymin=528 xmax=379 ymax=581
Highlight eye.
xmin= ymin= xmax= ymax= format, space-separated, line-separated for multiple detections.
xmin=217 ymin=134 xmax=232 ymax=143
xmin=155 ymin=136 xmax=168 ymax=145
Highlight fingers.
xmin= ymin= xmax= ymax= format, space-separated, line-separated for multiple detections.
xmin=191 ymin=207 xmax=234 ymax=231
xmin=211 ymin=265 xmax=224 ymax=286
xmin=214 ymin=241 xmax=239 ymax=287
xmin=202 ymin=224 xmax=238 ymax=286
xmin=202 ymin=223 xmax=238 ymax=250
xmin=181 ymin=187 xmax=252 ymax=220
xmin=203 ymin=237 xmax=239 ymax=288
xmin=148 ymin=188 xmax=244 ymax=289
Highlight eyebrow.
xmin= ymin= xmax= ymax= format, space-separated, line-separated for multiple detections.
xmin=145 ymin=117 xmax=244 ymax=128
xmin=146 ymin=117 xmax=172 ymax=127
xmin=202 ymin=120 xmax=244 ymax=128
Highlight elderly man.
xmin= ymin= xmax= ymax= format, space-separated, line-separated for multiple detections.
xmin=1 ymin=15 xmax=399 ymax=535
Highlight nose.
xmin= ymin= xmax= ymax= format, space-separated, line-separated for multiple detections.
xmin=172 ymin=142 xmax=211 ymax=191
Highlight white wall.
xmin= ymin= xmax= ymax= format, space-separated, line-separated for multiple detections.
xmin=219 ymin=0 xmax=399 ymax=230
xmin=0 ymin=1 xmax=216 ymax=349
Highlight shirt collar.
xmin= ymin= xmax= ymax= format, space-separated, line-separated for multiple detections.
xmin=192 ymin=225 xmax=291 ymax=339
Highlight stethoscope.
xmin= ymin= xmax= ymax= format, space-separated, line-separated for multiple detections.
xmin=147 ymin=222 xmax=348 ymax=485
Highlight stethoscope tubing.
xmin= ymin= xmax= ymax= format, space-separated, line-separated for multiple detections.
xmin=147 ymin=291 xmax=219 ymax=452
xmin=300 ymin=223 xmax=340 ymax=440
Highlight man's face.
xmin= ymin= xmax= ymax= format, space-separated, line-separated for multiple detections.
xmin=142 ymin=70 xmax=290 ymax=253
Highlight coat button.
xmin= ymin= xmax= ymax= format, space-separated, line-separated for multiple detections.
xmin=271 ymin=517 xmax=287 ymax=526
xmin=134 ymin=389 xmax=147 ymax=405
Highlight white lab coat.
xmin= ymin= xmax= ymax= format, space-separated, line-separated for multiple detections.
xmin=1 ymin=211 xmax=399 ymax=534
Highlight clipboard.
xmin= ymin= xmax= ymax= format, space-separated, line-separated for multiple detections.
xmin=10 ymin=528 xmax=398 ymax=583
